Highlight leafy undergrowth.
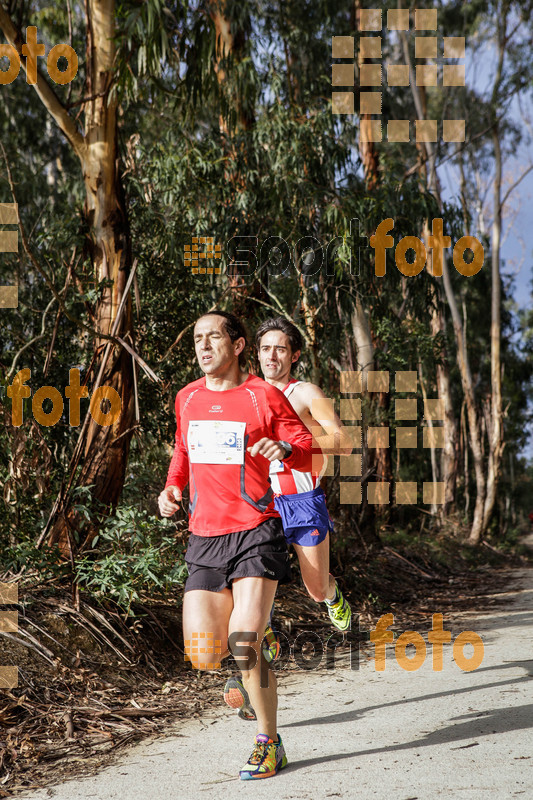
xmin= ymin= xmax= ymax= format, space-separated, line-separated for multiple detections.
xmin=0 ymin=526 xmax=531 ymax=796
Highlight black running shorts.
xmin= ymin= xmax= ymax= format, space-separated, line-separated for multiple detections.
xmin=184 ymin=517 xmax=291 ymax=593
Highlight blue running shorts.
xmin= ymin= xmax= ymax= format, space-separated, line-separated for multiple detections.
xmin=273 ymin=486 xmax=334 ymax=547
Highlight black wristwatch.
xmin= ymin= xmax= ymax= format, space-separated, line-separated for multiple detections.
xmin=278 ymin=440 xmax=293 ymax=460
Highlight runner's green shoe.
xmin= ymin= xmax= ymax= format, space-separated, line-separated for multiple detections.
xmin=262 ymin=624 xmax=281 ymax=663
xmin=240 ymin=733 xmax=288 ymax=780
xmin=223 ymin=677 xmax=256 ymax=720
xmin=325 ymin=584 xmax=352 ymax=631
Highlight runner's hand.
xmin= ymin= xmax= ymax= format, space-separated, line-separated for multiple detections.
xmin=247 ymin=438 xmax=286 ymax=462
xmin=158 ymin=486 xmax=182 ymax=517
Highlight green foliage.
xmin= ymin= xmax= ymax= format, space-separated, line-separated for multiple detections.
xmin=0 ymin=539 xmax=71 ymax=581
xmin=74 ymin=507 xmax=188 ymax=616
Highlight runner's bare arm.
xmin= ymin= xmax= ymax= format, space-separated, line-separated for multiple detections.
xmin=160 ymin=391 xmax=188 ymax=516
xmin=297 ymin=382 xmax=353 ymax=455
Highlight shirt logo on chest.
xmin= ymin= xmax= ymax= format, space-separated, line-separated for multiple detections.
xmin=209 ymin=405 xmax=223 ymax=413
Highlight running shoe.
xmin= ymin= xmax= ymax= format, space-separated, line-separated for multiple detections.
xmin=262 ymin=624 xmax=281 ymax=663
xmin=326 ymin=585 xmax=352 ymax=631
xmin=239 ymin=733 xmax=288 ymax=780
xmin=223 ymin=677 xmax=256 ymax=721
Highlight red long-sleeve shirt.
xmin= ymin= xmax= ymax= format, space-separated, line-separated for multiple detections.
xmin=165 ymin=374 xmax=313 ymax=536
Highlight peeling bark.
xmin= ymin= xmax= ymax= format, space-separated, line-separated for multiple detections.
xmin=0 ymin=1 xmax=135 ymax=556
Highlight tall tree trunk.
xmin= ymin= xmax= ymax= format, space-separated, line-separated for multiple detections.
xmin=437 ymin=342 xmax=458 ymax=514
xmin=460 ymin=399 xmax=470 ymax=516
xmin=355 ymin=0 xmax=379 ymax=187
xmin=75 ymin=0 xmax=134 ymax=518
xmin=353 ymin=0 xmax=391 ymax=511
xmin=418 ymin=361 xmax=439 ymax=514
xmin=482 ymin=7 xmax=506 ymax=535
xmin=351 ymin=296 xmax=374 ymax=375
xmin=418 ymin=68 xmax=457 ymax=517
xmin=208 ymin=0 xmax=257 ymax=298
xmin=209 ymin=0 xmax=254 ymax=136
xmin=400 ymin=28 xmax=485 ymax=543
xmin=482 ymin=125 xmax=503 ymax=534
xmin=423 ymin=222 xmax=458 ymax=514
xmin=0 ymin=1 xmax=135 ymax=557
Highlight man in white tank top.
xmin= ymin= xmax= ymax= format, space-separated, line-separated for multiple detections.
xmin=256 ymin=316 xmax=353 ymax=632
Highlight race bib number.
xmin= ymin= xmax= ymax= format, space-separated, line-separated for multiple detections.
xmin=188 ymin=420 xmax=246 ymax=464
xmin=269 ymin=459 xmax=285 ymax=474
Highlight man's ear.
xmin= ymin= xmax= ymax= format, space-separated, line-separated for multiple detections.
xmin=292 ymin=350 xmax=301 ymax=364
xmin=234 ymin=337 xmax=246 ymax=356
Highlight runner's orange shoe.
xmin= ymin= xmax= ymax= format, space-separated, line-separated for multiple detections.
xmin=223 ymin=677 xmax=256 ymax=720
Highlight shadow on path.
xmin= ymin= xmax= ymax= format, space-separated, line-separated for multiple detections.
xmin=282 ymin=662 xmax=533 ymax=730
xmin=283 ymin=701 xmax=533 ymax=774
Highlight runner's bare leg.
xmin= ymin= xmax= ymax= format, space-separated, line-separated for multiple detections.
xmin=182 ymin=589 xmax=233 ymax=666
xmin=293 ymin=533 xmax=336 ymax=602
xmin=230 ymin=577 xmax=278 ymax=740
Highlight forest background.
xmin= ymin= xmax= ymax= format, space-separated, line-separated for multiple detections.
xmin=0 ymin=0 xmax=532 ymax=686
xmin=0 ymin=0 xmax=532 ymax=788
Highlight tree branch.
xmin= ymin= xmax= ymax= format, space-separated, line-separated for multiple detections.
xmin=0 ymin=4 xmax=86 ymax=160
xmin=2 ymin=145 xmax=160 ymax=393
xmin=233 ymin=287 xmax=310 ymax=346
xmin=501 ymin=163 xmax=533 ymax=209
xmin=7 ymin=295 xmax=56 ymax=379
xmin=0 ymin=143 xmax=147 ymax=356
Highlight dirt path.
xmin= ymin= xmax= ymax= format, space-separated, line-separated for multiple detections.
xmin=18 ymin=568 xmax=533 ymax=800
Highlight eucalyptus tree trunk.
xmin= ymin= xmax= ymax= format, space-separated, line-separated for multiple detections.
xmin=209 ymin=0 xmax=254 ymax=135
xmin=481 ymin=7 xmax=506 ymax=538
xmin=355 ymin=0 xmax=379 ymax=189
xmin=400 ymin=28 xmax=485 ymax=543
xmin=353 ymin=0 xmax=392 ymax=508
xmin=418 ymin=75 xmax=457 ymax=517
xmin=423 ymin=222 xmax=458 ymax=515
xmin=73 ymin=0 xmax=134 ymax=527
xmin=482 ymin=124 xmax=503 ymax=536
xmin=0 ymin=1 xmax=134 ymax=556
xmin=208 ymin=0 xmax=258 ymax=299
xmin=437 ymin=341 xmax=458 ymax=514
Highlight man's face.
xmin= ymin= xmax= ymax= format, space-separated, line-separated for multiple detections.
xmin=193 ymin=315 xmax=242 ymax=376
xmin=258 ymin=330 xmax=299 ymax=383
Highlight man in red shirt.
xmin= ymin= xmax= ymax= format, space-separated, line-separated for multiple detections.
xmin=158 ymin=310 xmax=312 ymax=781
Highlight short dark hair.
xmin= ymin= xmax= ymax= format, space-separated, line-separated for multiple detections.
xmin=197 ymin=310 xmax=248 ymax=368
xmin=255 ymin=317 xmax=303 ymax=362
